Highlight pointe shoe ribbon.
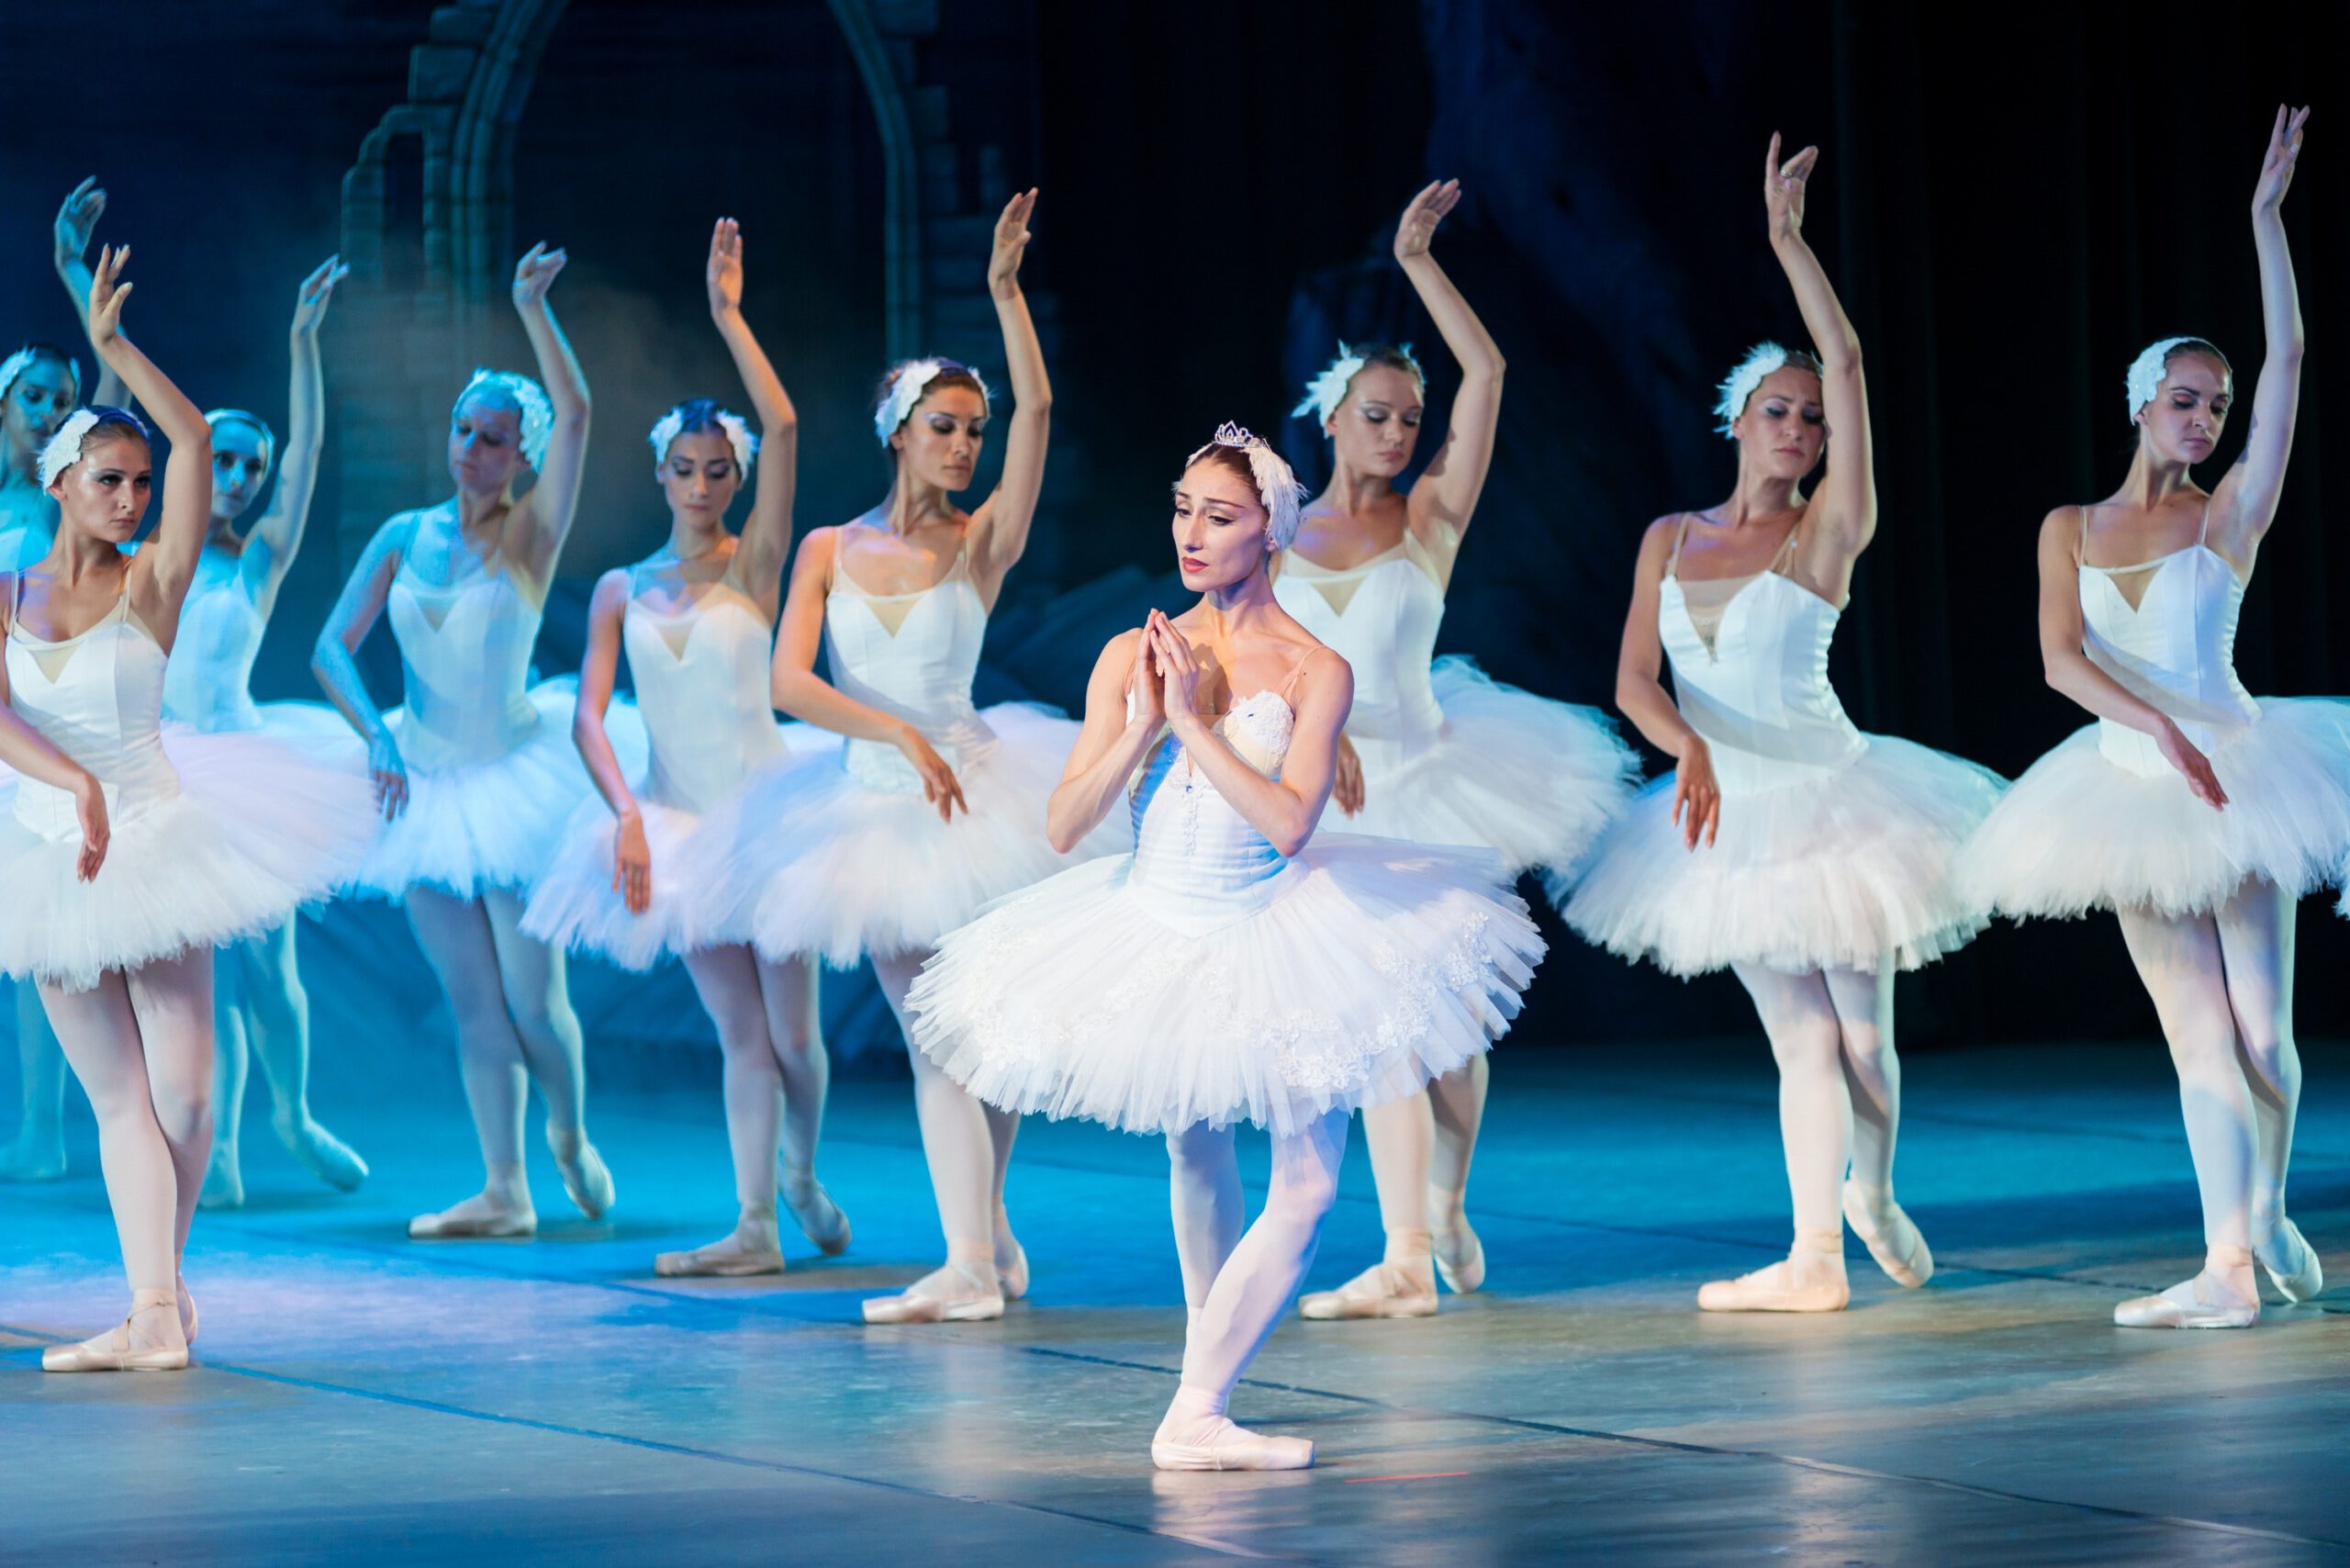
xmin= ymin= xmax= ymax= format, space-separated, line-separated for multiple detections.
xmin=2255 ymin=1217 xmax=2323 ymax=1304
xmin=42 ymin=1290 xmax=188 ymax=1373
xmin=1841 ymin=1180 xmax=1934 ymax=1289
xmin=1298 ymin=1260 xmax=1438 ymax=1320
xmin=861 ymin=1260 xmax=1004 ymax=1325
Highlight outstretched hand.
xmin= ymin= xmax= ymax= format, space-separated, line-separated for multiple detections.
xmin=987 ymin=188 xmax=1037 ymax=299
xmin=2255 ymin=104 xmax=2311 ymax=213
xmin=1393 ymin=179 xmax=1460 ymax=262
xmin=1764 ymin=132 xmax=1818 ymax=240
xmin=54 ymin=177 xmax=105 ymax=269
xmin=511 ymin=241 xmax=568 ymax=308
xmin=291 ymin=255 xmax=349 ymax=337
xmin=707 ymin=217 xmax=744 ymax=316
xmin=86 ymin=244 xmax=133 ymax=347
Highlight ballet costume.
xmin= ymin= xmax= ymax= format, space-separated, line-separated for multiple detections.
xmin=1559 ymin=520 xmax=2004 ymax=1308
xmin=908 ymin=651 xmax=1543 ymax=1469
xmin=162 ymin=543 xmax=373 ymax=1205
xmin=1275 ymin=531 xmax=1637 ymax=1317
xmin=1964 ymin=507 xmax=2347 ymax=1325
xmin=0 ymin=500 xmax=66 ymax=1184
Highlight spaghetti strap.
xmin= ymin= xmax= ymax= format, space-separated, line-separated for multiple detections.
xmin=2197 ymin=501 xmax=2212 ymax=546
xmin=1768 ymin=524 xmax=1801 ymax=574
xmin=1665 ymin=513 xmax=1694 ymax=578
xmin=1276 ymin=646 xmax=1320 ymax=700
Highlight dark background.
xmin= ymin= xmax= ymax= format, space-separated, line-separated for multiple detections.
xmin=5 ymin=0 xmax=2346 ymax=1052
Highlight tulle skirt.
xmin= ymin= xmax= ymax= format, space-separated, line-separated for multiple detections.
xmin=908 ymin=837 xmax=1543 ymax=1137
xmin=687 ymin=704 xmax=1127 ymax=967
xmin=0 ymin=732 xmax=377 ymax=991
xmin=346 ymin=679 xmax=643 ymax=902
xmin=1963 ymin=699 xmax=2350 ymax=920
xmin=1556 ymin=735 xmax=2007 ymax=977
xmin=1334 ymin=658 xmax=1639 ymax=874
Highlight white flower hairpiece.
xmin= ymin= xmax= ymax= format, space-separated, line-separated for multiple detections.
xmin=1290 ymin=341 xmax=1426 ymax=426
xmin=2125 ymin=337 xmax=2195 ymax=425
xmin=1713 ymin=342 xmax=1792 ymax=437
xmin=39 ymin=407 xmax=148 ymax=487
xmin=205 ymin=408 xmax=276 ymax=473
xmin=648 ymin=404 xmax=757 ymax=477
xmin=1188 ymin=421 xmax=1307 ymax=551
xmin=459 ymin=368 xmax=554 ymax=469
xmin=874 ymin=357 xmax=991 ymax=446
xmin=0 ymin=344 xmax=82 ymax=404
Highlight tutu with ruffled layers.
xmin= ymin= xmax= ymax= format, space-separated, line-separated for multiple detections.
xmin=1336 ymin=657 xmax=1639 ymax=873
xmin=688 ymin=703 xmax=1125 ymax=966
xmin=909 ymin=836 xmax=1542 ymax=1137
xmin=0 ymin=733 xmax=377 ymax=990
xmin=1964 ymin=699 xmax=2350 ymax=920
xmin=347 ymin=678 xmax=646 ymax=901
xmin=1557 ymin=736 xmax=2006 ymax=977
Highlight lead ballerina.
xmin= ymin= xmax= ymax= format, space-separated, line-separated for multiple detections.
xmin=907 ymin=425 xmax=1542 ymax=1471
xmin=1561 ymin=138 xmax=2005 ymax=1313
xmin=1964 ymin=108 xmax=2338 ymax=1329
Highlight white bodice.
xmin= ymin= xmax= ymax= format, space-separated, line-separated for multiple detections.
xmin=1660 ymin=563 xmax=1867 ymax=795
xmin=2079 ymin=543 xmax=2260 ymax=777
xmin=162 ymin=545 xmax=268 ymax=733
xmin=6 ymin=588 xmax=180 ymax=841
xmin=1275 ymin=535 xmax=1447 ymax=771
xmin=387 ymin=561 xmax=547 ymax=771
xmin=1125 ymin=691 xmax=1300 ymax=935
xmin=624 ymin=576 xmax=788 ymax=813
xmin=824 ymin=544 xmax=994 ymax=791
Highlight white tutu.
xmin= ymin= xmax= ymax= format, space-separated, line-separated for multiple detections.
xmin=1964 ymin=699 xmax=2350 ymax=920
xmin=688 ymin=703 xmax=1126 ymax=966
xmin=347 ymin=678 xmax=646 ymax=901
xmin=0 ymin=731 xmax=377 ymax=990
xmin=909 ymin=836 xmax=1542 ymax=1137
xmin=1556 ymin=736 xmax=2006 ymax=977
xmin=1332 ymin=657 xmax=1639 ymax=873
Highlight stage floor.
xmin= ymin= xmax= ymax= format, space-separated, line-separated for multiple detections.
xmin=4 ymin=1036 xmax=2345 ymax=1564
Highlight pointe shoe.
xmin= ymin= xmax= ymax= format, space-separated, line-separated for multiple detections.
xmin=1152 ymin=1416 xmax=1315 ymax=1472
xmin=408 ymin=1192 xmax=536 ymax=1239
xmin=198 ymin=1151 xmax=246 ymax=1211
xmin=43 ymin=1290 xmax=188 ymax=1373
xmin=1697 ymin=1247 xmax=1850 ymax=1314
xmin=0 ymin=1131 xmax=67 ymax=1182
xmin=2255 ymin=1217 xmax=2323 ymax=1304
xmin=2114 ymin=1269 xmax=2259 ymax=1329
xmin=861 ymin=1260 xmax=1003 ymax=1324
xmin=996 ymin=1235 xmax=1030 ymax=1302
xmin=274 ymin=1108 xmax=368 ymax=1193
xmin=177 ymin=1274 xmax=197 ymax=1347
xmin=780 ymin=1173 xmax=852 ymax=1257
xmin=655 ymin=1225 xmax=786 ymax=1278
xmin=1432 ymin=1223 xmax=1486 ymax=1295
xmin=547 ymin=1126 xmax=614 ymax=1220
xmin=1299 ymin=1260 xmax=1438 ymax=1320
xmin=1842 ymin=1181 xmax=1933 ymax=1289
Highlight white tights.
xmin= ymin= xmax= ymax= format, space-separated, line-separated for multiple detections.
xmin=1729 ymin=958 xmax=1901 ymax=1240
xmin=2115 ymin=880 xmax=2299 ymax=1265
xmin=1168 ymin=1110 xmax=1348 ymax=1398
xmin=872 ymin=949 xmax=1017 ymax=1267
xmin=211 ymin=921 xmax=322 ymax=1165
xmin=3 ymin=980 xmax=68 ymax=1172
xmin=1361 ymin=1056 xmax=1487 ymax=1255
xmin=405 ymin=885 xmax=589 ymax=1195
xmin=39 ymin=946 xmax=215 ymax=1297
xmin=680 ymin=945 xmax=827 ymax=1212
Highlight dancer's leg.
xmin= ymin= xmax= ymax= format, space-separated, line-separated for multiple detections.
xmin=1700 ymin=964 xmax=1850 ymax=1312
xmin=1299 ymin=1093 xmax=1437 ymax=1318
xmin=404 ymin=887 xmax=533 ymax=1234
xmin=664 ymin=944 xmax=789 ymax=1275
xmin=1166 ymin=1120 xmax=1243 ymax=1308
xmin=1 ymin=980 xmax=69 ymax=1180
xmin=2112 ymin=903 xmax=2258 ymax=1325
xmin=240 ymin=920 xmax=365 ymax=1192
xmin=1425 ymin=1055 xmax=1490 ymax=1284
xmin=2213 ymin=879 xmax=2317 ymax=1299
xmin=122 ymin=946 xmax=217 ymax=1271
xmin=1823 ymin=960 xmax=1931 ymax=1286
xmin=483 ymin=888 xmax=610 ymax=1219
xmin=757 ymin=953 xmax=847 ymax=1252
xmin=198 ymin=974 xmax=251 ymax=1209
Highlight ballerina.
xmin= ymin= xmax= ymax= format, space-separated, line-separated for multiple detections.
xmin=688 ymin=190 xmax=1117 ymax=1323
xmin=0 ymin=246 xmax=374 ymax=1371
xmin=314 ymin=241 xmax=621 ymax=1240
xmin=1560 ymin=138 xmax=2005 ymax=1313
xmin=1964 ymin=108 xmax=2333 ymax=1328
xmin=1281 ymin=180 xmax=1638 ymax=1321
xmin=908 ymin=423 xmax=1542 ymax=1469
xmin=523 ymin=218 xmax=849 ymax=1276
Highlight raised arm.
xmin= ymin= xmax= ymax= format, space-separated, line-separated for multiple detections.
xmin=1397 ymin=180 xmax=1505 ymax=552
xmin=52 ymin=178 xmax=124 ymax=409
xmin=508 ymin=243 xmax=590 ymax=577
xmin=243 ymin=257 xmax=348 ymax=605
xmin=707 ymin=218 xmax=798 ymax=618
xmin=312 ymin=513 xmax=416 ymax=819
xmin=1765 ymin=136 xmax=1874 ymax=566
xmin=1151 ymin=615 xmax=1349 ymax=858
xmin=2211 ymin=106 xmax=2309 ymax=555
xmin=1046 ymin=628 xmax=1168 ymax=852
xmin=86 ymin=249 xmax=212 ymax=616
xmin=1614 ymin=517 xmax=1718 ymax=849
xmin=967 ymin=189 xmax=1051 ymax=598
xmin=2035 ymin=507 xmax=2225 ymax=809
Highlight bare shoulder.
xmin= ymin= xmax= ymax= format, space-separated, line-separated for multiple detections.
xmin=2038 ymin=505 xmax=2085 ymax=552
xmin=591 ymin=566 xmax=632 ymax=606
xmin=794 ymin=524 xmax=843 ymax=566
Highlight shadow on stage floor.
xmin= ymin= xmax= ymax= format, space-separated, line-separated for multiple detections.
xmin=4 ymin=935 xmax=2347 ymax=1562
